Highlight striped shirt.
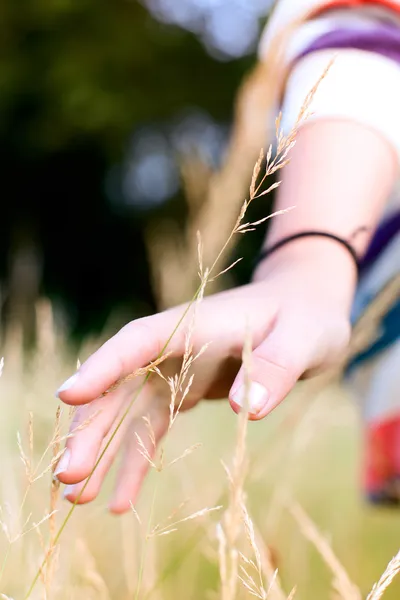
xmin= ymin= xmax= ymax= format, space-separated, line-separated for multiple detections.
xmin=259 ymin=0 xmax=400 ymax=163
xmin=259 ymin=0 xmax=400 ymax=379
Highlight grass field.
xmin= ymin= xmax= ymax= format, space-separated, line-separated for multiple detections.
xmin=0 ymin=306 xmax=400 ymax=600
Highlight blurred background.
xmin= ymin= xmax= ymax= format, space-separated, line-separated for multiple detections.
xmin=0 ymin=0 xmax=274 ymax=346
xmin=2 ymin=3 xmax=400 ymax=600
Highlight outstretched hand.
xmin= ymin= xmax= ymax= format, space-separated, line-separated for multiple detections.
xmin=55 ymin=242 xmax=355 ymax=513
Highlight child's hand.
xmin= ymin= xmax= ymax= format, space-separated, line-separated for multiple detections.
xmin=55 ymin=240 xmax=356 ymax=513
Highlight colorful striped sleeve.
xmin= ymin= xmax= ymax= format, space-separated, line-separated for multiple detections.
xmin=259 ymin=0 xmax=400 ymax=162
xmin=259 ymin=0 xmax=400 ymax=60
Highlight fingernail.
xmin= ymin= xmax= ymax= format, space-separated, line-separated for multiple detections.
xmin=56 ymin=373 xmax=79 ymax=398
xmin=54 ymin=449 xmax=71 ymax=477
xmin=232 ymin=382 xmax=269 ymax=415
xmin=63 ymin=484 xmax=75 ymax=499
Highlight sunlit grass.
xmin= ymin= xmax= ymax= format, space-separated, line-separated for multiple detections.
xmin=1 ymin=337 xmax=400 ymax=599
xmin=1 ymin=59 xmax=400 ymax=598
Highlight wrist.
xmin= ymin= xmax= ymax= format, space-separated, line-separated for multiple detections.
xmin=253 ymin=236 xmax=358 ymax=313
xmin=254 ymin=231 xmax=360 ymax=274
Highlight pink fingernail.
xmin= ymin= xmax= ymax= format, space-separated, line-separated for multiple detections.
xmin=56 ymin=373 xmax=79 ymax=398
xmin=232 ymin=382 xmax=269 ymax=415
xmin=54 ymin=448 xmax=71 ymax=477
xmin=63 ymin=484 xmax=75 ymax=499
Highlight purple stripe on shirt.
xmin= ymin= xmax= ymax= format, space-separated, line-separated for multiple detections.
xmin=294 ymin=23 xmax=400 ymax=271
xmin=291 ymin=21 xmax=400 ymax=272
xmin=360 ymin=209 xmax=400 ymax=271
xmin=298 ymin=22 xmax=400 ymax=64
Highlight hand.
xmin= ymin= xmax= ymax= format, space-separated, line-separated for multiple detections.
xmin=55 ymin=240 xmax=355 ymax=513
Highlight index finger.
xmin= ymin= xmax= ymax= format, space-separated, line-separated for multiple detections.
xmin=56 ymin=310 xmax=185 ymax=405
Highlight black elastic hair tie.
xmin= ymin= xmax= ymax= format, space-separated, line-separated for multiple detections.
xmin=254 ymin=231 xmax=360 ymax=272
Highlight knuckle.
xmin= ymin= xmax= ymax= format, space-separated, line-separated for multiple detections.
xmin=116 ymin=317 xmax=161 ymax=372
xmin=121 ymin=316 xmax=153 ymax=338
xmin=252 ymin=347 xmax=295 ymax=378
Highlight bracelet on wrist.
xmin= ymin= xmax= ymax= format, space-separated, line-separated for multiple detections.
xmin=253 ymin=231 xmax=361 ymax=274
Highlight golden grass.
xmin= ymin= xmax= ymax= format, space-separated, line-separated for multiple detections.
xmin=1 ymin=333 xmax=400 ymax=599
xmin=1 ymin=54 xmax=399 ymax=600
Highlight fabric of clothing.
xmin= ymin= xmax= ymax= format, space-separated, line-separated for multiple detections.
xmin=259 ymin=0 xmax=400 ymax=57
xmin=350 ymin=208 xmax=400 ymax=370
xmin=260 ymin=1 xmax=400 ymax=161
xmin=281 ymin=50 xmax=400 ymax=162
xmin=259 ymin=0 xmax=400 ymax=504
xmin=313 ymin=1 xmax=400 ymax=14
xmin=298 ymin=21 xmax=400 ymax=63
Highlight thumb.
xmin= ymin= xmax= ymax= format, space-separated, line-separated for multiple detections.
xmin=229 ymin=317 xmax=324 ymax=421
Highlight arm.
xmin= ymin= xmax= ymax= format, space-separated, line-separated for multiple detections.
xmin=255 ymin=117 xmax=397 ymax=313
xmin=256 ymin=10 xmax=400 ymax=306
xmin=265 ymin=119 xmax=397 ymax=256
xmin=54 ymin=2 xmax=400 ymax=513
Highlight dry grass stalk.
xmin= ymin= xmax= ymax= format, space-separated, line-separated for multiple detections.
xmin=366 ymin=550 xmax=400 ymax=600
xmin=72 ymin=538 xmax=111 ymax=600
xmin=0 ymin=405 xmax=67 ymax=597
xmin=43 ymin=406 xmax=62 ymax=597
xmin=218 ymin=338 xmax=250 ymax=600
xmin=323 ymin=273 xmax=400 ymax=385
xmin=101 ymin=352 xmax=172 ymax=397
xmin=263 ymin=272 xmax=400 ymax=463
xmin=121 ymin=515 xmax=139 ymax=596
xmin=13 ymin=24 xmax=398 ymax=597
xmin=35 ymin=299 xmax=56 ymax=361
xmin=130 ymin=76 xmax=326 ymax=590
xmin=217 ymin=330 xmax=278 ymax=600
xmin=286 ymin=588 xmax=297 ymax=600
xmin=145 ymin=32 xmax=333 ymax=309
xmin=346 ymin=274 xmax=400 ymax=365
xmin=234 ymin=358 xmax=286 ymax=600
xmin=165 ymin=443 xmax=202 ymax=469
xmin=85 ymin=64 xmax=339 ymax=600
xmin=142 ymin=75 xmax=334 ymax=591
xmin=150 ymin=505 xmax=222 ymax=538
xmin=252 ymin=525 xmax=287 ymax=600
xmin=218 ymin=332 xmax=287 ymax=600
xmin=132 ymin=260 xmax=216 ymax=598
xmin=239 ymin=502 xmax=286 ymax=600
xmin=289 ymin=502 xmax=361 ymax=600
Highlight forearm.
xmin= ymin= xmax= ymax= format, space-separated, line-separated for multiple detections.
xmin=267 ymin=119 xmax=397 ymax=253
xmin=255 ymin=119 xmax=397 ymax=313
xmin=255 ymin=0 xmax=400 ymax=298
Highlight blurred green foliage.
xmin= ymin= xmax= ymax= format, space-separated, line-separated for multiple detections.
xmin=1 ymin=0 xmax=250 ymax=155
xmin=1 ymin=0 xmax=266 ymax=337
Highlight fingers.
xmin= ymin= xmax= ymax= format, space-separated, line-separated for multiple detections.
xmin=63 ymin=409 xmax=131 ymax=506
xmin=62 ymin=402 xmax=169 ymax=511
xmin=109 ymin=407 xmax=169 ymax=514
xmin=229 ymin=314 xmax=333 ymax=421
xmin=55 ymin=284 xmax=275 ymax=407
xmin=56 ymin=311 xmax=184 ymax=406
xmin=55 ymin=386 xmax=135 ymax=485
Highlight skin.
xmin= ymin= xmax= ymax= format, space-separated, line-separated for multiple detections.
xmin=55 ymin=119 xmax=397 ymax=514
